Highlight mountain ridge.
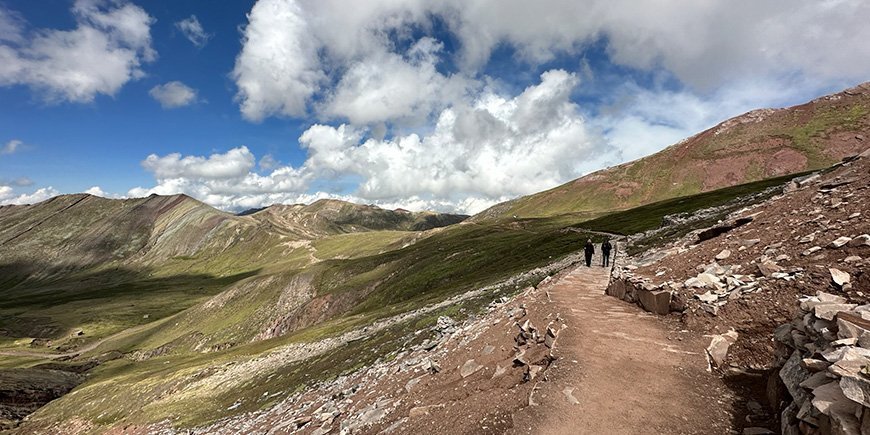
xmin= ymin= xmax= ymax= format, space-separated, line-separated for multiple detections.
xmin=474 ymin=81 xmax=870 ymax=221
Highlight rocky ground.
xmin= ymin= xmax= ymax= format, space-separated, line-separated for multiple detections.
xmin=610 ymin=146 xmax=870 ymax=432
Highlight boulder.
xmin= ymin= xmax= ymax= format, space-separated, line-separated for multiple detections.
xmin=637 ymin=289 xmax=672 ymax=315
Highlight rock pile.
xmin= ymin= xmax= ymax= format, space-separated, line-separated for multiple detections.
xmin=773 ymin=291 xmax=870 ymax=434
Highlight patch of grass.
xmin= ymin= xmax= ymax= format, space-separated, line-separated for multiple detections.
xmin=312 ymin=230 xmax=414 ymax=260
xmin=576 ymin=171 xmax=810 ymax=236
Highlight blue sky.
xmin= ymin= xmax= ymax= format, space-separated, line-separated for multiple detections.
xmin=2 ymin=0 xmax=869 ymax=213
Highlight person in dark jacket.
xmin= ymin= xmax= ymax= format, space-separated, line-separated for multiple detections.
xmin=584 ymin=239 xmax=595 ymax=267
xmin=602 ymin=239 xmax=613 ymax=267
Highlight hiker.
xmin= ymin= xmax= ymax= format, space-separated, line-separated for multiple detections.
xmin=602 ymin=239 xmax=613 ymax=267
xmin=584 ymin=239 xmax=595 ymax=267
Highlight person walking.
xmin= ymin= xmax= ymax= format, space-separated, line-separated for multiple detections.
xmin=584 ymin=239 xmax=595 ymax=267
xmin=602 ymin=239 xmax=613 ymax=267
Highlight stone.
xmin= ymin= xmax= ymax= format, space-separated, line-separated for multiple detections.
xmin=482 ymin=345 xmax=495 ymax=355
xmin=544 ymin=327 xmax=558 ymax=349
xmin=829 ymin=408 xmax=862 ymax=435
xmin=780 ymin=351 xmax=811 ymax=404
xmin=814 ymin=303 xmax=858 ymax=321
xmin=837 ymin=315 xmax=870 ymax=341
xmin=409 ymin=404 xmax=444 ymax=418
xmin=405 ymin=376 xmax=424 ymax=393
xmin=802 ymin=358 xmax=832 ymax=372
xmin=524 ymin=364 xmax=544 ymax=382
xmin=840 ymin=374 xmax=870 ymax=408
xmin=562 ymin=386 xmax=580 ymax=405
xmin=757 ymin=261 xmax=782 ymax=278
xmin=460 ymin=359 xmax=482 ymax=378
xmin=843 ymin=256 xmax=862 ymax=263
xmin=696 ymin=291 xmax=718 ymax=303
xmin=491 ymin=364 xmax=507 ymax=378
xmin=707 ymin=330 xmax=739 ymax=367
xmin=774 ymin=323 xmax=794 ymax=346
xmin=799 ymin=233 xmax=816 ymax=244
xmin=847 ymin=234 xmax=870 ymax=247
xmin=800 ymin=371 xmax=833 ymax=390
xmin=715 ymin=249 xmax=732 ymax=260
xmin=513 ymin=349 xmax=528 ymax=366
xmin=832 ymin=337 xmax=859 ymax=346
xmin=669 ymin=292 xmax=687 ymax=312
xmin=422 ymin=358 xmax=440 ymax=374
xmin=829 ymin=236 xmax=853 ymax=248
xmin=697 ymin=273 xmax=723 ymax=287
xmin=700 ymin=303 xmax=719 ymax=316
xmin=812 ymin=381 xmax=859 ymax=416
xmin=684 ymin=277 xmax=704 ymax=288
xmin=796 ymin=400 xmax=819 ymax=426
xmin=802 ymin=246 xmax=822 ymax=256
xmin=829 ymin=268 xmax=851 ymax=288
xmin=637 ymin=289 xmax=672 ymax=315
xmin=819 ymin=291 xmax=849 ymax=304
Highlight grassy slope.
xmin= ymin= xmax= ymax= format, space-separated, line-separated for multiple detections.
xmin=477 ymin=84 xmax=870 ymax=220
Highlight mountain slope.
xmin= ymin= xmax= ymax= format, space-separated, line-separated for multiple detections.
xmin=475 ymin=82 xmax=870 ymax=220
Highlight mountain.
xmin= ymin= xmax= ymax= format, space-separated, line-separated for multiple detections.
xmin=475 ymin=82 xmax=870 ymax=220
xmin=248 ymin=199 xmax=468 ymax=238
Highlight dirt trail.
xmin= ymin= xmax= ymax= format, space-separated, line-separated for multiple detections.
xmin=511 ymin=264 xmax=734 ymax=434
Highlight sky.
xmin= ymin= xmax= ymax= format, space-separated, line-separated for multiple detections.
xmin=1 ymin=0 xmax=869 ymax=214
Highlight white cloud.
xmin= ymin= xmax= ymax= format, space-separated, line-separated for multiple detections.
xmin=0 ymin=186 xmax=61 ymax=205
xmin=132 ymin=70 xmax=613 ymax=214
xmin=233 ymin=0 xmax=870 ymax=124
xmin=0 ymin=0 xmax=155 ymax=103
xmin=175 ymin=15 xmax=211 ymax=47
xmin=84 ymin=186 xmax=108 ymax=197
xmin=232 ymin=0 xmax=325 ymax=121
xmin=1 ymin=139 xmax=22 ymax=155
xmin=149 ymin=81 xmax=198 ymax=108
xmin=320 ymin=38 xmax=475 ymax=126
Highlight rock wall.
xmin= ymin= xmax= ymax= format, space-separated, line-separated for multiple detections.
xmin=771 ymin=292 xmax=870 ymax=434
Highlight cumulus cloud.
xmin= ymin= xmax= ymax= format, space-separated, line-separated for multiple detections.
xmin=233 ymin=0 xmax=870 ymax=125
xmin=84 ymin=186 xmax=108 ymax=197
xmin=0 ymin=186 xmax=61 ymax=205
xmin=232 ymin=0 xmax=325 ymax=121
xmin=1 ymin=139 xmax=22 ymax=155
xmin=0 ymin=0 xmax=155 ymax=103
xmin=149 ymin=81 xmax=198 ymax=108
xmin=175 ymin=15 xmax=211 ymax=47
xmin=129 ymin=146 xmax=312 ymax=210
xmin=132 ymin=70 xmax=614 ymax=214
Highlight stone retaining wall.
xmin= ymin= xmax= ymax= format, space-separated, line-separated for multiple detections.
xmin=771 ymin=292 xmax=870 ymax=434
